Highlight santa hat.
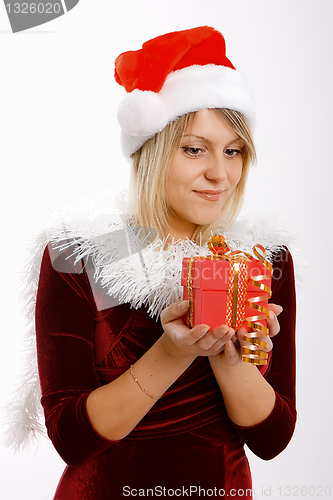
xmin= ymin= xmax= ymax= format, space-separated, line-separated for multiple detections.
xmin=115 ymin=26 xmax=255 ymax=159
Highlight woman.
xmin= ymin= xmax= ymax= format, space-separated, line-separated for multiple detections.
xmin=33 ymin=26 xmax=296 ymax=499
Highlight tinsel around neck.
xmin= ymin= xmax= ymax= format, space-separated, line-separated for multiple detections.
xmin=50 ymin=212 xmax=290 ymax=319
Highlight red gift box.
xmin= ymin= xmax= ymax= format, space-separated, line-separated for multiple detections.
xmin=182 ymin=257 xmax=271 ymax=331
xmin=181 ymin=236 xmax=272 ymax=364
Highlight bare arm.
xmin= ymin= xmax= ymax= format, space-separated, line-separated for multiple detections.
xmin=208 ymin=304 xmax=282 ymax=427
xmin=86 ymin=300 xmax=234 ymax=441
xmin=86 ymin=333 xmax=193 ymax=441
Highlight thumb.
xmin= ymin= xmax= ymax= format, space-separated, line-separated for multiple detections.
xmin=223 ymin=339 xmax=239 ymax=364
xmin=161 ymin=300 xmax=189 ymax=326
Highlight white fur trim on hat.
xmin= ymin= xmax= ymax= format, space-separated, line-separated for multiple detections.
xmin=117 ymin=89 xmax=168 ymax=137
xmin=117 ymin=64 xmax=255 ymax=159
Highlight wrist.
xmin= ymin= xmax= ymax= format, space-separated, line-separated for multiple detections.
xmin=210 ymin=352 xmax=259 ymax=380
xmin=209 ymin=351 xmax=247 ymax=373
xmin=158 ymin=334 xmax=196 ymax=365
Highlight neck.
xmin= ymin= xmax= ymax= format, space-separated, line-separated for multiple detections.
xmin=164 ymin=213 xmax=198 ymax=243
xmin=164 ymin=224 xmax=197 ymax=244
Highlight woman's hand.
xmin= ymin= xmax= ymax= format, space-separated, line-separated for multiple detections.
xmin=160 ymin=300 xmax=235 ymax=359
xmin=208 ymin=303 xmax=281 ymax=428
xmin=211 ymin=303 xmax=283 ymax=367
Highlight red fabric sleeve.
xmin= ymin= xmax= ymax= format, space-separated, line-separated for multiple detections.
xmin=35 ymin=245 xmax=117 ymax=466
xmin=232 ymin=248 xmax=297 ymax=460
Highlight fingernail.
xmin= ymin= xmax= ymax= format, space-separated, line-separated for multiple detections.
xmin=269 ymin=311 xmax=275 ymax=320
xmin=178 ymin=300 xmax=189 ymax=310
xmin=200 ymin=325 xmax=210 ymax=335
xmin=219 ymin=326 xmax=230 ymax=335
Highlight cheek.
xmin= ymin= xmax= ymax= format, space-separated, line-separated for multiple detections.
xmin=166 ymin=158 xmax=179 ymax=190
xmin=166 ymin=162 xmax=192 ymax=198
xmin=166 ymin=174 xmax=183 ymax=209
xmin=166 ymin=172 xmax=178 ymax=201
xmin=231 ymin=164 xmax=243 ymax=186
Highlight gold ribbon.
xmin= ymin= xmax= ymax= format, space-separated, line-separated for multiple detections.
xmin=225 ymin=258 xmax=248 ymax=330
xmin=186 ymin=235 xmax=272 ymax=365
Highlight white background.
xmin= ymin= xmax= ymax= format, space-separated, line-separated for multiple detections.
xmin=0 ymin=1 xmax=332 ymax=499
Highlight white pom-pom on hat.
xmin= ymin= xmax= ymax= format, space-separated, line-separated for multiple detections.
xmin=117 ymin=89 xmax=168 ymax=138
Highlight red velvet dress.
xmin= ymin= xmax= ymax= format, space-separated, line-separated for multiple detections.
xmin=35 ymin=245 xmax=296 ymax=500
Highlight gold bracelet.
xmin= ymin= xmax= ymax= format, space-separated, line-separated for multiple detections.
xmin=129 ymin=365 xmax=161 ymax=401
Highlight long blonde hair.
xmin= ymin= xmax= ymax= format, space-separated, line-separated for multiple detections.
xmin=129 ymin=109 xmax=256 ymax=245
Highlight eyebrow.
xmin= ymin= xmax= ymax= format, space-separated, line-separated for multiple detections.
xmin=182 ymin=134 xmax=244 ymax=146
xmin=182 ymin=133 xmax=211 ymax=142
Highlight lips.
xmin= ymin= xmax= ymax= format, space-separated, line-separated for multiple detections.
xmin=194 ymin=190 xmax=224 ymax=201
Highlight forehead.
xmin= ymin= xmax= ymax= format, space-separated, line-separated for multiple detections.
xmin=183 ymin=109 xmax=241 ymax=143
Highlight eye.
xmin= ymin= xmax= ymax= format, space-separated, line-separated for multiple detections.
xmin=181 ymin=147 xmax=204 ymax=158
xmin=224 ymin=148 xmax=243 ymax=158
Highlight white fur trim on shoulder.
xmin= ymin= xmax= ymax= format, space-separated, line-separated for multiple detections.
xmin=2 ymin=231 xmax=49 ymax=452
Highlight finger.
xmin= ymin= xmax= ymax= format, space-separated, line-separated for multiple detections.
xmin=223 ymin=339 xmax=241 ymax=364
xmin=161 ymin=300 xmax=189 ymax=326
xmin=195 ymin=326 xmax=234 ymax=350
xmin=267 ymin=303 xmax=283 ymax=316
xmin=266 ymin=310 xmax=280 ymax=338
xmin=182 ymin=324 xmax=211 ymax=346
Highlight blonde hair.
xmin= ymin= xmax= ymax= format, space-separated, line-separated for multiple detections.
xmin=129 ymin=109 xmax=256 ymax=245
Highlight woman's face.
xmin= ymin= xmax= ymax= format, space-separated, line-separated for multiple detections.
xmin=165 ymin=109 xmax=244 ymax=240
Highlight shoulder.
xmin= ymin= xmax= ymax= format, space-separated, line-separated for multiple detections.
xmin=270 ymin=247 xmax=296 ymax=298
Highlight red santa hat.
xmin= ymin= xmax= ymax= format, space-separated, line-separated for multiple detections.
xmin=115 ymin=26 xmax=255 ymax=158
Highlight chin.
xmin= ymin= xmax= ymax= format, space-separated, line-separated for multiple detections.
xmin=192 ymin=215 xmax=221 ymax=227
xmin=193 ymin=209 xmax=223 ymax=227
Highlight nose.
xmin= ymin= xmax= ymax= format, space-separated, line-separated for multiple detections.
xmin=205 ymin=153 xmax=228 ymax=182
